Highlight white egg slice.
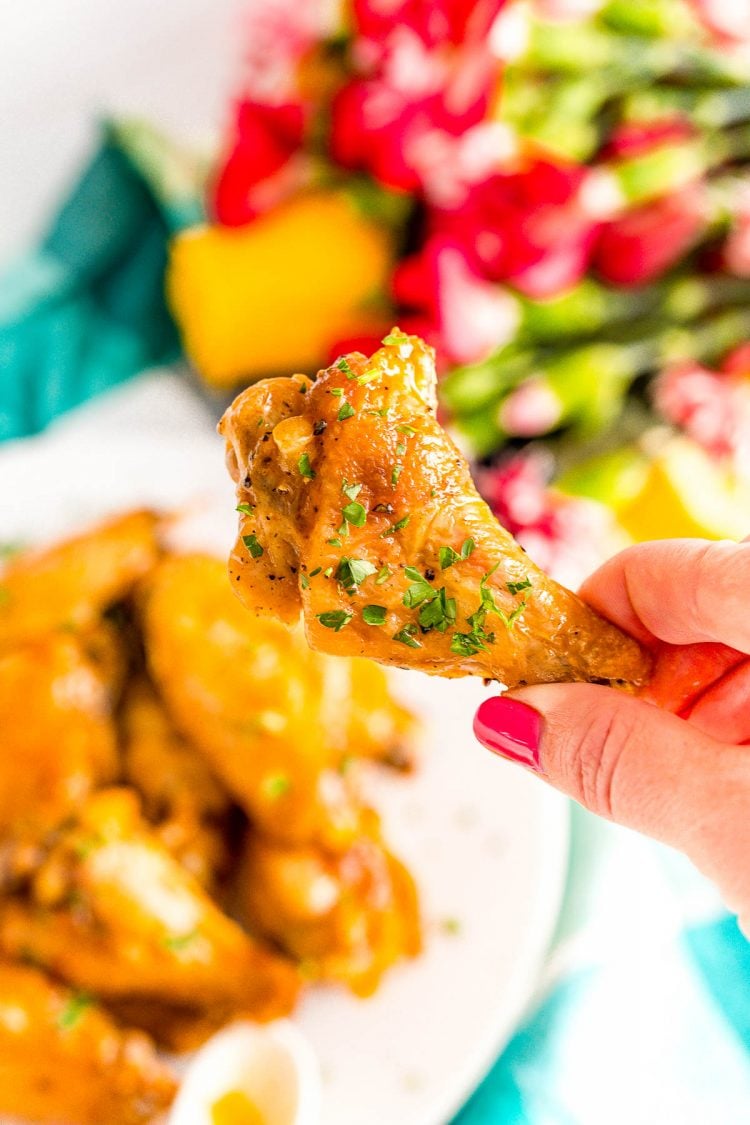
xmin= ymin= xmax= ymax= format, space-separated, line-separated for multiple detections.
xmin=168 ymin=1020 xmax=321 ymax=1125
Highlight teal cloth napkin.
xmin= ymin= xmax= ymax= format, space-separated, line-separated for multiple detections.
xmin=3 ymin=131 xmax=749 ymax=1125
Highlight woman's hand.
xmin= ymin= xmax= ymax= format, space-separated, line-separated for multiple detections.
xmin=473 ymin=538 xmax=750 ymax=930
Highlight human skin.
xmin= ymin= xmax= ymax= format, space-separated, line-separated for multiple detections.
xmin=473 ymin=538 xmax=750 ymax=933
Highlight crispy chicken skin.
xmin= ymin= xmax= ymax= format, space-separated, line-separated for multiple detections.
xmin=0 ymin=511 xmax=161 ymax=651
xmin=238 ymin=828 xmax=420 ymax=997
xmin=220 ymin=333 xmax=649 ymax=689
xmin=0 ymin=961 xmax=176 ymax=1125
xmin=140 ymin=555 xmax=413 ymax=848
xmin=0 ymin=635 xmax=118 ymax=860
xmin=0 ymin=790 xmax=298 ymax=1038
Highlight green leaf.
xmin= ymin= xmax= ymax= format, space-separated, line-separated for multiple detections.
xmin=330 ymin=387 xmax=344 ymax=397
xmin=337 ymin=557 xmax=377 ymax=590
xmin=242 ymin=533 xmax=263 ymax=559
xmin=362 ymin=604 xmax=387 ymax=625
xmin=450 ymin=632 xmax=489 ymax=657
xmin=309 ymin=567 xmax=322 ymax=577
xmin=439 ymin=545 xmax=460 ymax=569
xmin=337 ymin=401 xmax=355 ymax=421
xmin=298 ymin=453 xmax=315 ymax=479
xmin=236 ymin=502 xmax=255 ymax=516
xmin=261 ymin=773 xmax=291 ymax=799
xmin=357 ymin=368 xmax=380 ymax=385
xmin=375 ymin=566 xmax=392 ymax=585
xmin=57 ymin=992 xmax=93 ymax=1031
xmin=342 ymin=480 xmax=362 ymax=501
xmin=396 ymin=424 xmax=417 ymax=437
xmin=382 ymin=329 xmax=408 ymax=345
xmin=461 ymin=538 xmax=476 ymax=560
xmin=402 ymin=567 xmax=436 ymax=609
xmin=507 ymin=577 xmax=532 ymax=594
xmin=393 ymin=624 xmax=421 ymax=648
xmin=418 ymin=587 xmax=456 ymax=632
xmin=395 ymin=441 xmax=407 ymax=457
xmin=342 ymin=501 xmax=367 ymax=527
xmin=336 ymin=358 xmax=353 ymax=375
xmin=381 ymin=514 xmax=410 ymax=537
xmin=391 ymin=464 xmax=403 ymax=486
xmin=163 ymin=929 xmax=201 ymax=952
xmin=317 ymin=609 xmax=353 ymax=631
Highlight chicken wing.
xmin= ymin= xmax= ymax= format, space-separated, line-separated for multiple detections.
xmin=120 ymin=678 xmax=234 ymax=888
xmin=237 ymin=825 xmax=420 ymax=997
xmin=0 ymin=789 xmax=299 ymax=1042
xmin=219 ymin=332 xmax=649 ymax=689
xmin=0 ymin=961 xmax=175 ymax=1125
xmin=0 ymin=635 xmax=118 ymax=869
xmin=141 ymin=554 xmax=379 ymax=849
xmin=0 ymin=510 xmax=161 ymax=651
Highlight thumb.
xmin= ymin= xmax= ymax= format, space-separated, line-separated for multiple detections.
xmin=474 ymin=685 xmax=750 ymax=868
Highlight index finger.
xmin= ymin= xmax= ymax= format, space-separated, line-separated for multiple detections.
xmin=578 ymin=537 xmax=750 ymax=653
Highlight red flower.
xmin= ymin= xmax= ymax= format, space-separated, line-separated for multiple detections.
xmin=352 ymin=0 xmax=507 ymax=48
xmin=593 ymin=182 xmax=708 ymax=287
xmin=602 ymin=117 xmax=695 ymax=160
xmin=654 ymin=356 xmax=750 ymax=475
xmin=210 ymin=100 xmax=306 ymax=227
xmin=430 ymin=154 xmax=599 ymax=298
xmin=393 ymin=237 xmax=520 ymax=364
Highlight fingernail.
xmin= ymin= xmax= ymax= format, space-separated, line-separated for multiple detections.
xmin=473 ymin=696 xmax=543 ymax=772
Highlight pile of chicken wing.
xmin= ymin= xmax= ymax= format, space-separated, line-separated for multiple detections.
xmin=0 ymin=511 xmax=419 ymax=1125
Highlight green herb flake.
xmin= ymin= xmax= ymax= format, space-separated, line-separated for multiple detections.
xmin=309 ymin=567 xmax=322 ymax=578
xmin=366 ymin=407 xmax=390 ymax=417
xmin=342 ymin=480 xmax=362 ymax=501
xmin=323 ymin=567 xmax=334 ymax=578
xmin=356 ymin=368 xmax=380 ymax=385
xmin=301 ymin=573 xmax=310 ymax=590
xmin=163 ymin=929 xmax=201 ymax=953
xmin=337 ymin=557 xmax=377 ymax=590
xmin=382 ymin=329 xmax=408 ymax=345
xmin=336 ymin=358 xmax=353 ymax=375
xmin=337 ymin=401 xmax=356 ymax=421
xmin=328 ymin=537 xmax=343 ymax=547
xmin=242 ymin=533 xmax=263 ymax=559
xmin=298 ymin=453 xmax=315 ymax=479
xmin=261 ymin=773 xmax=292 ymax=799
xmin=441 ymin=917 xmax=462 ymax=936
xmin=391 ymin=464 xmax=403 ymax=486
xmin=381 ymin=514 xmax=410 ymax=537
xmin=362 ymin=604 xmax=387 ymax=626
xmin=402 ymin=566 xmax=436 ymax=609
xmin=507 ymin=577 xmax=532 ymax=595
xmin=342 ymin=501 xmax=367 ymax=528
xmin=236 ymin=502 xmax=255 ymax=516
xmin=395 ymin=441 xmax=407 ymax=457
xmin=393 ymin=624 xmax=422 ymax=649
xmin=330 ymin=387 xmax=344 ymax=397
xmin=439 ymin=545 xmax=460 ymax=570
xmin=396 ymin=424 xmax=417 ymax=437
xmin=418 ymin=587 xmax=456 ymax=633
xmin=317 ymin=609 xmax=354 ymax=632
xmin=450 ymin=631 xmax=490 ymax=657
xmin=375 ymin=566 xmax=392 ymax=585
xmin=57 ymin=992 xmax=93 ymax=1031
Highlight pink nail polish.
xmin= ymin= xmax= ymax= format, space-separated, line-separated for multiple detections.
xmin=473 ymin=697 xmax=543 ymax=772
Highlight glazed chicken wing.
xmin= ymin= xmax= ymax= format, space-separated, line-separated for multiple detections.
xmin=0 ymin=961 xmax=175 ymax=1125
xmin=120 ymin=678 xmax=234 ymax=888
xmin=140 ymin=554 xmax=404 ymax=849
xmin=0 ymin=789 xmax=298 ymax=1043
xmin=237 ymin=827 xmax=420 ymax=997
xmin=0 ymin=510 xmax=161 ymax=651
xmin=0 ymin=634 xmax=118 ymax=866
xmin=220 ymin=333 xmax=649 ymax=689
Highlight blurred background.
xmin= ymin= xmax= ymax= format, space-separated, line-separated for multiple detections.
xmin=2 ymin=1 xmax=750 ymax=1124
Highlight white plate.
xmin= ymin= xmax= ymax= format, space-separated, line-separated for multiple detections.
xmin=0 ymin=373 xmax=569 ymax=1125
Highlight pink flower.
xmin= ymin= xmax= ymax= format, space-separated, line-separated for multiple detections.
xmin=723 ymin=184 xmax=750 ymax=277
xmin=687 ymin=0 xmax=750 ymax=44
xmin=602 ymin=117 xmax=695 ymax=160
xmin=393 ymin=238 xmax=520 ymax=365
xmin=352 ymin=0 xmax=507 ymax=48
xmin=654 ymin=356 xmax=750 ymax=476
xmin=593 ymin=182 xmax=708 ymax=287
xmin=478 ymin=451 xmax=624 ymax=588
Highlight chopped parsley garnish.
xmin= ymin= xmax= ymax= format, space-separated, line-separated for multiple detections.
xmin=328 ymin=537 xmax=343 ymax=547
xmin=323 ymin=566 xmax=334 ymax=578
xmin=395 ymin=441 xmax=407 ymax=457
xmin=301 ymin=573 xmax=310 ymax=590
xmin=336 ymin=357 xmax=353 ymax=375
xmin=163 ymin=929 xmax=201 ymax=952
xmin=309 ymin=567 xmax=322 ymax=577
xmin=261 ymin=773 xmax=291 ymax=799
xmin=298 ymin=453 xmax=315 ymax=479
xmin=236 ymin=502 xmax=255 ymax=516
xmin=242 ymin=533 xmax=263 ymax=559
xmin=337 ymin=401 xmax=355 ymax=421
xmin=396 ymin=424 xmax=417 ymax=437
xmin=402 ymin=567 xmax=436 ymax=609
xmin=57 ymin=992 xmax=93 ymax=1031
xmin=391 ymin=464 xmax=403 ymax=486
xmin=342 ymin=480 xmax=362 ymax=501
xmin=382 ymin=329 xmax=408 ymax=345
xmin=337 ymin=557 xmax=377 ymax=590
xmin=342 ymin=501 xmax=367 ymax=527
xmin=439 ymin=538 xmax=475 ymax=569
xmin=317 ymin=609 xmax=353 ymax=631
xmin=375 ymin=566 xmax=392 ymax=585
xmin=381 ymin=514 xmax=410 ymax=537
xmin=394 ymin=624 xmax=421 ymax=648
xmin=362 ymin=604 xmax=387 ymax=626
xmin=357 ymin=368 xmax=380 ymax=385
xmin=330 ymin=387 xmax=344 ymax=397
xmin=418 ymin=587 xmax=456 ymax=633
xmin=450 ymin=631 xmax=492 ymax=657
xmin=507 ymin=577 xmax=532 ymax=594
xmin=366 ymin=407 xmax=390 ymax=417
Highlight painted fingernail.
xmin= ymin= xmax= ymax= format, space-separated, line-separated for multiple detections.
xmin=473 ymin=696 xmax=543 ymax=772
